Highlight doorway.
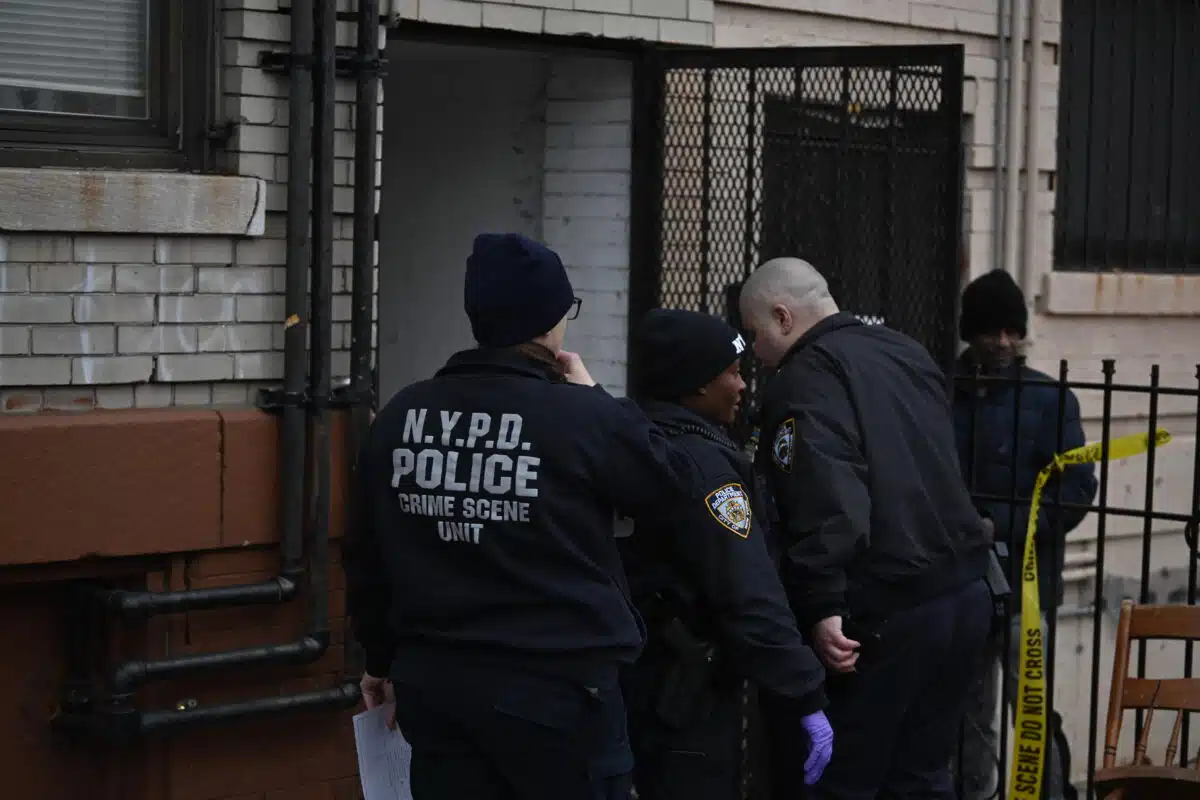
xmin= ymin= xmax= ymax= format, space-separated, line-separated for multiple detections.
xmin=377 ymin=37 xmax=636 ymax=402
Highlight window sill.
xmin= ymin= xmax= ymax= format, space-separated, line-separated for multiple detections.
xmin=1041 ymin=271 xmax=1200 ymax=317
xmin=0 ymin=169 xmax=265 ymax=237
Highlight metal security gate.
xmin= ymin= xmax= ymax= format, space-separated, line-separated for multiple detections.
xmin=630 ymin=45 xmax=965 ymax=436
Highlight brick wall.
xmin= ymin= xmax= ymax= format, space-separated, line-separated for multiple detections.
xmin=0 ymin=409 xmax=356 ymax=800
xmin=543 ymin=55 xmax=634 ymax=396
xmin=393 ymin=0 xmax=713 ymax=46
xmin=0 ymin=549 xmax=358 ymax=800
xmin=0 ymin=1 xmax=382 ymax=415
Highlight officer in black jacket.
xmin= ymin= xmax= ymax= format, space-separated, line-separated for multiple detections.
xmin=621 ymin=309 xmax=832 ymax=800
xmin=739 ymin=258 xmax=993 ymax=799
xmin=345 ymin=233 xmax=702 ymax=800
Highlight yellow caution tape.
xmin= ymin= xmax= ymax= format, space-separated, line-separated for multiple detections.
xmin=1008 ymin=427 xmax=1172 ymax=799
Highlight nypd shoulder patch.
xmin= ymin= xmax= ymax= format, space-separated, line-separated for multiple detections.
xmin=706 ymin=482 xmax=752 ymax=538
xmin=772 ymin=418 xmax=795 ymax=472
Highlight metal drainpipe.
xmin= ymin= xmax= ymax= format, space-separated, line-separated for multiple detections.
xmin=280 ymin=0 xmax=316 ymax=591
xmin=101 ymin=0 xmax=321 ymax=690
xmin=86 ymin=0 xmax=322 ymax=697
xmin=109 ymin=0 xmax=351 ymax=721
xmin=990 ymin=0 xmax=1011 ymax=277
xmin=1019 ymin=0 xmax=1045 ymax=294
xmin=343 ymin=0 xmax=383 ymax=675
xmin=53 ymin=0 xmax=359 ymax=737
xmin=1002 ymin=0 xmax=1028 ymax=277
xmin=308 ymin=0 xmax=338 ymax=645
xmin=91 ymin=0 xmax=317 ymax=623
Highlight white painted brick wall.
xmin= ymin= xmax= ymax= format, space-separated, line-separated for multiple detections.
xmin=393 ymin=0 xmax=713 ymax=45
xmin=542 ymin=56 xmax=634 ymax=397
xmin=0 ymin=0 xmax=382 ymax=414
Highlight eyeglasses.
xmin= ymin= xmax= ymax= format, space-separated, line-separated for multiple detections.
xmin=567 ymin=297 xmax=583 ymax=320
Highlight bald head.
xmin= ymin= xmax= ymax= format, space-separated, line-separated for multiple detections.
xmin=740 ymin=257 xmax=838 ymax=320
xmin=738 ymin=257 xmax=840 ymax=367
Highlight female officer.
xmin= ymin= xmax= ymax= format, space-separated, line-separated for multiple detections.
xmin=621 ymin=308 xmax=832 ymax=800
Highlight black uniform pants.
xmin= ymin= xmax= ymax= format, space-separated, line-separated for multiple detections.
xmin=627 ymin=683 xmax=744 ymax=800
xmin=392 ymin=670 xmax=633 ymax=800
xmin=811 ymin=578 xmax=992 ymax=800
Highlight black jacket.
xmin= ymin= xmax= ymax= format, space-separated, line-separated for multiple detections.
xmin=952 ymin=355 xmax=1097 ymax=609
xmin=345 ymin=348 xmax=702 ymax=684
xmin=757 ymin=314 xmax=991 ymax=632
xmin=620 ymin=402 xmax=827 ymax=716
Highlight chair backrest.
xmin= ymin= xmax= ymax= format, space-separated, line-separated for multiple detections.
xmin=1104 ymin=600 xmax=1200 ymax=770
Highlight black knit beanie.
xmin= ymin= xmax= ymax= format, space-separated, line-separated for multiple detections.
xmin=959 ymin=269 xmax=1028 ymax=341
xmin=464 ymin=233 xmax=575 ymax=348
xmin=632 ymin=309 xmax=746 ymax=401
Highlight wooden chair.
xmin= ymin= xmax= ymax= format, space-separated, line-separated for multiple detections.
xmin=1095 ymin=600 xmax=1200 ymax=800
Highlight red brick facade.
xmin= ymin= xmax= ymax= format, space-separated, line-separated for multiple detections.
xmin=0 ymin=409 xmax=359 ymax=800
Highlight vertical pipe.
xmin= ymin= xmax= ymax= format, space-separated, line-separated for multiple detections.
xmin=1020 ymin=0 xmax=1044 ymax=291
xmin=992 ymin=0 xmax=1011 ymax=276
xmin=350 ymin=0 xmax=381 ymax=414
xmin=282 ymin=0 xmax=314 ymax=579
xmin=344 ymin=0 xmax=382 ymax=674
xmin=626 ymin=47 xmax=665 ymax=379
xmin=349 ymin=8 xmax=380 ymax=437
xmin=308 ymin=0 xmax=337 ymax=639
xmin=1134 ymin=365 xmax=1160 ymax=745
xmin=1002 ymin=0 xmax=1028 ymax=277
xmin=1086 ymin=359 xmax=1117 ymax=800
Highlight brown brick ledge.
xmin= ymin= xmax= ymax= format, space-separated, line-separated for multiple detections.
xmin=0 ymin=409 xmax=346 ymax=567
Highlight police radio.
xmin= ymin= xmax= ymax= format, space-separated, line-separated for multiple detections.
xmin=984 ymin=540 xmax=1013 ymax=633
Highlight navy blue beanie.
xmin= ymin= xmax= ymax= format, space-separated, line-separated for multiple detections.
xmin=959 ymin=269 xmax=1028 ymax=341
xmin=632 ymin=309 xmax=746 ymax=401
xmin=464 ymin=233 xmax=575 ymax=348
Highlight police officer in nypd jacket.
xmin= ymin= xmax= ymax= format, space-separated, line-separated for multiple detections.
xmin=739 ymin=257 xmax=993 ymax=799
xmin=620 ymin=309 xmax=831 ymax=800
xmin=345 ymin=233 xmax=703 ymax=800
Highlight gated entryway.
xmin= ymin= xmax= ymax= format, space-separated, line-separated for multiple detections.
xmin=630 ymin=44 xmax=965 ymax=436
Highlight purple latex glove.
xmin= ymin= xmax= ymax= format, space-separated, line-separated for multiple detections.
xmin=800 ymin=710 xmax=834 ymax=785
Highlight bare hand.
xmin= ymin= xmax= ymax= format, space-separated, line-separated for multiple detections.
xmin=360 ymin=672 xmax=396 ymax=729
xmin=557 ymin=350 xmax=597 ymax=387
xmin=813 ymin=616 xmax=860 ymax=674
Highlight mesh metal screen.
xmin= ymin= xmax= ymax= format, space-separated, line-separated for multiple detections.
xmin=634 ymin=46 xmax=966 ymax=437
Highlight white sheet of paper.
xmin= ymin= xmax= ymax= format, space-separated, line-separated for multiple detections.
xmin=353 ymin=703 xmax=413 ymax=800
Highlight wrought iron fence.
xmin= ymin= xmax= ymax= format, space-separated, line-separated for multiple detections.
xmin=950 ymin=357 xmax=1200 ymax=799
